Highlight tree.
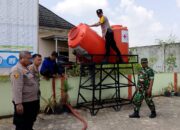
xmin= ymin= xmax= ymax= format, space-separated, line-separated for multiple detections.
xmin=155 ymin=34 xmax=179 ymax=45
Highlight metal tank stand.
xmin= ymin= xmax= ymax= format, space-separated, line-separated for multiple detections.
xmin=76 ymin=55 xmax=138 ymax=115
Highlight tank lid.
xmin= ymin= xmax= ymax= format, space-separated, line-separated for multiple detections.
xmin=69 ymin=27 xmax=80 ymax=40
xmin=111 ymin=25 xmax=122 ymax=29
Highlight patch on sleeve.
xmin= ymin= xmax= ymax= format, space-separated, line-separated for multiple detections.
xmin=28 ymin=65 xmax=33 ymax=71
xmin=14 ymin=72 xmax=20 ymax=79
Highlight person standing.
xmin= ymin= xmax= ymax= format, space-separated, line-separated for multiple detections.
xmin=10 ymin=51 xmax=40 ymax=130
xmin=129 ymin=58 xmax=156 ymax=118
xmin=89 ymin=9 xmax=123 ymax=62
xmin=28 ymin=54 xmax=42 ymax=93
xmin=40 ymin=51 xmax=64 ymax=103
xmin=28 ymin=53 xmax=42 ymax=121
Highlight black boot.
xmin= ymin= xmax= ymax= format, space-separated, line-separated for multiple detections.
xmin=149 ymin=111 xmax=156 ymax=118
xmin=129 ymin=111 xmax=140 ymax=118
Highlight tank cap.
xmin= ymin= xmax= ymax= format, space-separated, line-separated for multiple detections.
xmin=69 ymin=27 xmax=80 ymax=40
xmin=111 ymin=25 xmax=122 ymax=29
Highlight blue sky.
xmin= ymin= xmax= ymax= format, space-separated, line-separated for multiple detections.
xmin=39 ymin=0 xmax=180 ymax=47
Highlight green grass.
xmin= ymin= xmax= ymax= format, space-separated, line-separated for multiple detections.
xmin=0 ymin=76 xmax=10 ymax=82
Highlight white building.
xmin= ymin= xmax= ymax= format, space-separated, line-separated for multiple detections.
xmin=0 ymin=1 xmax=74 ymax=75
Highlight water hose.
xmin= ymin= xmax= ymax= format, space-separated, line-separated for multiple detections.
xmin=65 ymin=104 xmax=88 ymax=130
xmin=60 ymin=76 xmax=88 ymax=130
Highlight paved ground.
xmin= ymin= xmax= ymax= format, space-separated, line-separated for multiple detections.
xmin=0 ymin=96 xmax=180 ymax=130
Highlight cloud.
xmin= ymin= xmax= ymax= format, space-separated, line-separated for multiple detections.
xmin=53 ymin=0 xmax=108 ymax=17
xmin=106 ymin=0 xmax=164 ymax=46
xmin=52 ymin=0 xmax=108 ymax=35
xmin=52 ymin=0 xmax=179 ymax=47
xmin=176 ymin=0 xmax=180 ymax=8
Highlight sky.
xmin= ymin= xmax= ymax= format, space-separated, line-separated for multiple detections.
xmin=39 ymin=0 xmax=180 ymax=47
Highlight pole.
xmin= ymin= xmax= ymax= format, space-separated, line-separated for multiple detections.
xmin=55 ymin=38 xmax=58 ymax=52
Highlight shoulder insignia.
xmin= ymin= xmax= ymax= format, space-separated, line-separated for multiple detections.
xmin=28 ymin=65 xmax=34 ymax=71
xmin=14 ymin=72 xmax=20 ymax=79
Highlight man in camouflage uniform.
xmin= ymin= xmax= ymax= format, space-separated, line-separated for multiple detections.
xmin=10 ymin=51 xmax=41 ymax=130
xmin=129 ymin=58 xmax=156 ymax=118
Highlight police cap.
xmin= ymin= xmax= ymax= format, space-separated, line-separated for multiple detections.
xmin=96 ymin=9 xmax=103 ymax=15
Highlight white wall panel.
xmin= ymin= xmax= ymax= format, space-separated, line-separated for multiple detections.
xmin=0 ymin=0 xmax=38 ymax=69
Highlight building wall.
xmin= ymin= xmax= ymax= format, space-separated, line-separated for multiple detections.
xmin=130 ymin=43 xmax=180 ymax=72
xmin=69 ymin=48 xmax=76 ymax=62
xmin=0 ymin=73 xmax=179 ymax=117
xmin=39 ymin=27 xmax=68 ymax=37
xmin=38 ymin=38 xmax=55 ymax=58
xmin=0 ymin=0 xmax=38 ymax=75
xmin=38 ymin=27 xmax=69 ymax=58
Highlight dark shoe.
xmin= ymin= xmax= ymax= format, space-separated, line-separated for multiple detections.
xmin=129 ymin=111 xmax=140 ymax=118
xmin=149 ymin=111 xmax=156 ymax=118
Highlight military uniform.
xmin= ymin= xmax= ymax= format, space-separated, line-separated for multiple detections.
xmin=10 ymin=63 xmax=40 ymax=130
xmin=133 ymin=66 xmax=156 ymax=112
xmin=130 ymin=58 xmax=156 ymax=118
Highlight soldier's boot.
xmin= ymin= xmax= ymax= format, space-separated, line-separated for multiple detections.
xmin=129 ymin=111 xmax=140 ymax=118
xmin=149 ymin=111 xmax=156 ymax=118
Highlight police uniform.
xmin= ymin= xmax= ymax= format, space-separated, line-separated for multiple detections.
xmin=10 ymin=63 xmax=40 ymax=130
xmin=28 ymin=64 xmax=41 ymax=97
xmin=96 ymin=9 xmax=123 ymax=62
xmin=99 ymin=15 xmax=110 ymax=38
xmin=130 ymin=58 xmax=156 ymax=118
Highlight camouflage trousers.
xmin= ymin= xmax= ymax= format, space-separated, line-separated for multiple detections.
xmin=132 ymin=89 xmax=155 ymax=112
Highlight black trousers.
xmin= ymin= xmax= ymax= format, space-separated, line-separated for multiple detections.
xmin=13 ymin=100 xmax=40 ymax=130
xmin=105 ymin=28 xmax=123 ymax=61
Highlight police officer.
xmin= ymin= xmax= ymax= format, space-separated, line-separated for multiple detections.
xmin=28 ymin=53 xmax=42 ymax=120
xmin=28 ymin=54 xmax=42 ymax=97
xmin=10 ymin=51 xmax=40 ymax=130
xmin=88 ymin=9 xmax=123 ymax=63
xmin=129 ymin=58 xmax=156 ymax=118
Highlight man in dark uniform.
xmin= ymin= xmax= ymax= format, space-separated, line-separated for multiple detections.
xmin=10 ymin=51 xmax=40 ymax=130
xmin=129 ymin=58 xmax=156 ymax=118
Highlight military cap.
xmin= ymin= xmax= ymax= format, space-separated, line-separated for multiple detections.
xmin=141 ymin=58 xmax=148 ymax=63
xmin=96 ymin=9 xmax=103 ymax=15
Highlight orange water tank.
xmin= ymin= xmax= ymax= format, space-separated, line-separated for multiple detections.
xmin=68 ymin=23 xmax=105 ymax=63
xmin=111 ymin=25 xmax=129 ymax=62
xmin=68 ymin=23 xmax=129 ymax=63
